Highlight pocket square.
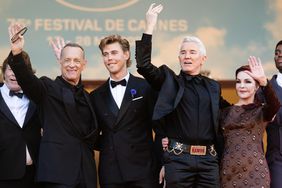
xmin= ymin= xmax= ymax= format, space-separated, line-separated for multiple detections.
xmin=132 ymin=96 xmax=143 ymax=101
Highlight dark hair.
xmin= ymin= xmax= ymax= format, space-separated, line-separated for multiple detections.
xmin=275 ymin=40 xmax=282 ymax=50
xmin=60 ymin=43 xmax=85 ymax=59
xmin=2 ymin=51 xmax=35 ymax=76
xmin=235 ymin=65 xmax=251 ymax=78
xmin=99 ymin=35 xmax=131 ymax=67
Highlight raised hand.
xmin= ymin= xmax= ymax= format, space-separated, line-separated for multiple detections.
xmin=8 ymin=23 xmax=25 ymax=55
xmin=49 ymin=37 xmax=67 ymax=61
xmin=145 ymin=3 xmax=163 ymax=34
xmin=247 ymin=56 xmax=268 ymax=86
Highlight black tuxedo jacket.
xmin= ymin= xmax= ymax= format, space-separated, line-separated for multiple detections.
xmin=266 ymin=75 xmax=282 ymax=163
xmin=135 ymin=34 xmax=230 ymax=153
xmin=8 ymin=52 xmax=99 ymax=187
xmin=0 ymin=90 xmax=41 ymax=180
xmin=90 ymin=74 xmax=157 ymax=184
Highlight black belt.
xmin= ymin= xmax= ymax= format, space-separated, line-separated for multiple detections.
xmin=167 ymin=139 xmax=217 ymax=156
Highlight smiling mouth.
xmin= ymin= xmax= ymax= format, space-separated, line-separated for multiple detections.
xmin=183 ymin=62 xmax=192 ymax=65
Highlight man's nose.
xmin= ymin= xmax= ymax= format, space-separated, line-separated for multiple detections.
xmin=185 ymin=53 xmax=191 ymax=59
xmin=107 ymin=54 xmax=113 ymax=60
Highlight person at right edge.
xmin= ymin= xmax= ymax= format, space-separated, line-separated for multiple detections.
xmin=135 ymin=3 xmax=230 ymax=188
xmin=266 ymin=40 xmax=282 ymax=188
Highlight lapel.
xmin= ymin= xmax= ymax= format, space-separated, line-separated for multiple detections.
xmin=202 ymin=78 xmax=220 ymax=133
xmin=114 ymin=74 xmax=135 ymax=127
xmin=100 ymin=80 xmax=119 ymax=117
xmin=83 ymin=90 xmax=98 ymax=131
xmin=0 ymin=91 xmax=19 ymax=126
xmin=174 ymin=74 xmax=185 ymax=108
xmin=62 ymin=87 xmax=83 ymax=136
xmin=22 ymin=100 xmax=36 ymax=128
xmin=270 ymin=76 xmax=282 ymax=101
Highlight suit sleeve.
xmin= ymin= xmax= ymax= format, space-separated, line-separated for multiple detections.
xmin=8 ymin=51 xmax=46 ymax=104
xmin=135 ymin=34 xmax=165 ymax=91
xmin=261 ymin=81 xmax=281 ymax=122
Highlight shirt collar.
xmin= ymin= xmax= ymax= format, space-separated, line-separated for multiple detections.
xmin=1 ymin=83 xmax=23 ymax=97
xmin=58 ymin=76 xmax=83 ymax=91
xmin=276 ymin=72 xmax=282 ymax=87
xmin=109 ymin=72 xmax=130 ymax=84
xmin=180 ymin=71 xmax=202 ymax=82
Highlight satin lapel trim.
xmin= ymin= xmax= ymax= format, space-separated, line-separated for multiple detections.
xmin=23 ymin=101 xmax=36 ymax=128
xmin=103 ymin=82 xmax=119 ymax=117
xmin=114 ymin=75 xmax=134 ymax=126
xmin=203 ymin=79 xmax=219 ymax=132
xmin=0 ymin=92 xmax=20 ymax=127
xmin=174 ymin=76 xmax=184 ymax=108
xmin=83 ymin=91 xmax=98 ymax=131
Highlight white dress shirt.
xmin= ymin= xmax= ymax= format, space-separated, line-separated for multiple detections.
xmin=276 ymin=72 xmax=282 ymax=88
xmin=0 ymin=84 xmax=33 ymax=165
xmin=109 ymin=73 xmax=129 ymax=109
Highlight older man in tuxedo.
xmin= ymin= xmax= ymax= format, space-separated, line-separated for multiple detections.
xmin=7 ymin=23 xmax=99 ymax=188
xmin=0 ymin=51 xmax=41 ymax=188
xmin=136 ymin=4 xmax=230 ymax=187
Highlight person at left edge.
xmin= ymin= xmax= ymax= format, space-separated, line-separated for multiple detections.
xmin=0 ymin=51 xmax=41 ymax=188
xmin=7 ymin=23 xmax=99 ymax=188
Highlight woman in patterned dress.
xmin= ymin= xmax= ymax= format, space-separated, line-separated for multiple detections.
xmin=220 ymin=56 xmax=280 ymax=188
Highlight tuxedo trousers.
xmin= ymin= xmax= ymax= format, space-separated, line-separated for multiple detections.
xmin=163 ymin=151 xmax=219 ymax=188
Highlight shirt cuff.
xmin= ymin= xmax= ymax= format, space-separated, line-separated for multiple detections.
xmin=141 ymin=33 xmax=152 ymax=43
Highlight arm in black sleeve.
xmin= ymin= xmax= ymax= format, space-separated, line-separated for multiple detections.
xmin=261 ymin=81 xmax=281 ymax=121
xmin=135 ymin=33 xmax=165 ymax=91
xmin=8 ymin=51 xmax=47 ymax=104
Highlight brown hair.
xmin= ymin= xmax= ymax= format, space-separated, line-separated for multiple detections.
xmin=2 ymin=51 xmax=35 ymax=77
xmin=99 ymin=35 xmax=131 ymax=67
xmin=60 ymin=42 xmax=85 ymax=59
xmin=235 ymin=65 xmax=251 ymax=78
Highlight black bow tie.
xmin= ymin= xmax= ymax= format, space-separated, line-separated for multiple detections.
xmin=9 ymin=90 xmax=24 ymax=98
xmin=110 ymin=79 xmax=127 ymax=88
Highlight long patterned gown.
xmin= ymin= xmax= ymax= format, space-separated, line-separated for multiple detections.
xmin=220 ymin=84 xmax=280 ymax=188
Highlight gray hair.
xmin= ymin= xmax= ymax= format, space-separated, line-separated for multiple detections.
xmin=180 ymin=36 xmax=207 ymax=56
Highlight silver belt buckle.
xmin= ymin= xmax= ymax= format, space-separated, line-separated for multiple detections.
xmin=167 ymin=142 xmax=184 ymax=155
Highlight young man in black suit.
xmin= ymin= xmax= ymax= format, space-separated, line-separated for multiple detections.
xmin=90 ymin=35 xmax=159 ymax=188
xmin=0 ymin=52 xmax=41 ymax=188
xmin=136 ymin=4 xmax=229 ymax=187
xmin=266 ymin=40 xmax=282 ymax=188
xmin=7 ymin=23 xmax=99 ymax=188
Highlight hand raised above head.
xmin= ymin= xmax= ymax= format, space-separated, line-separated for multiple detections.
xmin=247 ymin=56 xmax=267 ymax=86
xmin=8 ymin=23 xmax=26 ymax=55
xmin=49 ymin=37 xmax=68 ymax=62
xmin=145 ymin=3 xmax=163 ymax=34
